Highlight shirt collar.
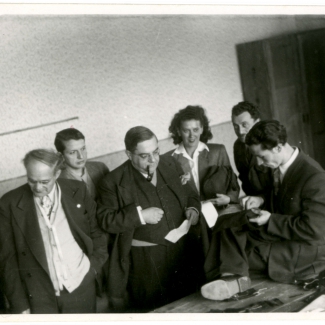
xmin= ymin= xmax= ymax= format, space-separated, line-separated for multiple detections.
xmin=65 ymin=166 xmax=86 ymax=179
xmin=279 ymin=147 xmax=299 ymax=175
xmin=173 ymin=141 xmax=209 ymax=156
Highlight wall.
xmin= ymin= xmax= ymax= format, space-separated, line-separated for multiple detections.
xmin=1 ymin=15 xmax=325 ymax=194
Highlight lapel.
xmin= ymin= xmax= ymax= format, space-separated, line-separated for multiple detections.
xmin=172 ymin=152 xmax=197 ymax=193
xmin=275 ymin=150 xmax=303 ymax=209
xmin=85 ymin=162 xmax=95 ymax=181
xmin=198 ymin=148 xmax=210 ymax=185
xmin=13 ymin=185 xmax=51 ymax=277
xmin=118 ymin=161 xmax=140 ymax=206
xmin=58 ymin=180 xmax=91 ymax=252
xmin=158 ymin=158 xmax=185 ymax=206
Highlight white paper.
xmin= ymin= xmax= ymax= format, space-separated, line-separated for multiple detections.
xmin=299 ymin=294 xmax=325 ymax=312
xmin=201 ymin=201 xmax=219 ymax=228
xmin=165 ymin=219 xmax=192 ymax=243
xmin=241 ymin=196 xmax=249 ymax=208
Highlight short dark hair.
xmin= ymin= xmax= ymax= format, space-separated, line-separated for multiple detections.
xmin=124 ymin=126 xmax=157 ymax=152
xmin=54 ymin=128 xmax=85 ymax=153
xmin=23 ymin=149 xmax=64 ymax=173
xmin=245 ymin=120 xmax=287 ymax=150
xmin=168 ymin=105 xmax=213 ymax=145
xmin=231 ymin=101 xmax=260 ymax=121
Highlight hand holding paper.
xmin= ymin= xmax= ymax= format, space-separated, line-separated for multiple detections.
xmin=165 ymin=216 xmax=193 ymax=243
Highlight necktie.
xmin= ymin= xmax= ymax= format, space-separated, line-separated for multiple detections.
xmin=273 ymin=168 xmax=281 ymax=196
xmin=41 ymin=195 xmax=53 ymax=218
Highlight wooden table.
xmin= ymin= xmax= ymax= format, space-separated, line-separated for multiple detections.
xmin=152 ymin=275 xmax=316 ymax=313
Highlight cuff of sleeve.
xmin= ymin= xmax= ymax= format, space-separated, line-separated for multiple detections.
xmin=137 ymin=206 xmax=146 ymax=224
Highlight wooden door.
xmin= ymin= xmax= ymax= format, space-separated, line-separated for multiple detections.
xmin=264 ymin=35 xmax=314 ymax=156
xmin=298 ymin=29 xmax=325 ymax=168
xmin=237 ymin=34 xmax=314 ymax=158
xmin=236 ymin=41 xmax=273 ymax=120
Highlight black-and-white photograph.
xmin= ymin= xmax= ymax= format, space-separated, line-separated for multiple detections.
xmin=1 ymin=4 xmax=325 ymax=320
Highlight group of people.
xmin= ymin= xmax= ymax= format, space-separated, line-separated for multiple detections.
xmin=1 ymin=101 xmax=325 ymax=314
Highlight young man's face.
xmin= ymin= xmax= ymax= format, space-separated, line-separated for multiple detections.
xmin=232 ymin=111 xmax=259 ymax=143
xmin=127 ymin=136 xmax=160 ymax=175
xmin=26 ymin=160 xmax=60 ymax=197
xmin=249 ymin=143 xmax=283 ymax=169
xmin=62 ymin=139 xmax=87 ymax=170
xmin=178 ymin=119 xmax=203 ymax=151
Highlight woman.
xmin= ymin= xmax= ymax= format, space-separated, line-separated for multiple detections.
xmin=165 ymin=105 xmax=240 ymax=211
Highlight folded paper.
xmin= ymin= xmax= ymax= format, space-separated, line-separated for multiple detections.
xmin=201 ymin=201 xmax=218 ymax=228
xmin=165 ymin=218 xmax=192 ymax=243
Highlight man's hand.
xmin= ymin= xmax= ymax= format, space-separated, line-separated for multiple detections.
xmin=241 ymin=196 xmax=264 ymax=210
xmin=249 ymin=209 xmax=271 ymax=226
xmin=141 ymin=207 xmax=164 ymax=224
xmin=185 ymin=208 xmax=199 ymax=225
xmin=21 ymin=309 xmax=30 ymax=314
xmin=206 ymin=194 xmax=230 ymax=206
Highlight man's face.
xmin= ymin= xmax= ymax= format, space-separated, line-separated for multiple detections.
xmin=62 ymin=139 xmax=87 ymax=170
xmin=249 ymin=144 xmax=282 ymax=169
xmin=26 ymin=160 xmax=60 ymax=197
xmin=178 ymin=119 xmax=203 ymax=150
xmin=127 ymin=136 xmax=160 ymax=175
xmin=232 ymin=111 xmax=259 ymax=143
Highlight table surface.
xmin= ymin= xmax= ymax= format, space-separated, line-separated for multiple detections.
xmin=151 ymin=274 xmax=317 ymax=313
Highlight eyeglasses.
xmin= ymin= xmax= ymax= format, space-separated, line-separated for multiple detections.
xmin=131 ymin=148 xmax=160 ymax=161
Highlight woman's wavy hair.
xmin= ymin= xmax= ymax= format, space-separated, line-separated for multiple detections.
xmin=168 ymin=105 xmax=213 ymax=145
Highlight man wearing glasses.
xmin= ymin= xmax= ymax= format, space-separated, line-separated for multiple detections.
xmin=97 ymin=126 xmax=201 ymax=312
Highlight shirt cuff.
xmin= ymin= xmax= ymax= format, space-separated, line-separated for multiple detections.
xmin=137 ymin=206 xmax=146 ymax=224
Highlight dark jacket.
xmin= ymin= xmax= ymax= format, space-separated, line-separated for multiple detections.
xmin=233 ymin=138 xmax=273 ymax=196
xmin=0 ymin=179 xmax=108 ymax=314
xmin=265 ymin=150 xmax=325 ymax=283
xmin=96 ymin=156 xmax=201 ymax=310
xmin=59 ymin=161 xmax=110 ymax=199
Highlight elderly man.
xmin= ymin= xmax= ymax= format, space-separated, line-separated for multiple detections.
xmin=97 ymin=126 xmax=201 ymax=311
xmin=0 ymin=149 xmax=108 ymax=313
xmin=201 ymin=120 xmax=325 ymax=300
xmin=54 ymin=128 xmax=109 ymax=200
xmin=232 ymin=101 xmax=273 ymax=199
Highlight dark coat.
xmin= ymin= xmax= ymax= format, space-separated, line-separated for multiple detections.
xmin=233 ymin=138 xmax=273 ymax=196
xmin=264 ymin=150 xmax=325 ymax=283
xmin=0 ymin=179 xmax=108 ymax=314
xmin=204 ymin=150 xmax=325 ymax=284
xmin=59 ymin=161 xmax=110 ymax=199
xmin=96 ymin=156 xmax=201 ymax=310
xmin=165 ymin=143 xmax=240 ymax=203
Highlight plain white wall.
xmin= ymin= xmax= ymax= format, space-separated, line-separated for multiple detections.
xmin=1 ymin=15 xmax=325 ymax=181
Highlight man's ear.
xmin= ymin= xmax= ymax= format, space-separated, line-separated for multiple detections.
xmin=55 ymin=169 xmax=61 ymax=180
xmin=125 ymin=150 xmax=132 ymax=160
xmin=272 ymin=144 xmax=282 ymax=153
xmin=253 ymin=118 xmax=261 ymax=125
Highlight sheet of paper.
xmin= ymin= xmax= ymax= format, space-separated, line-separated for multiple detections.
xmin=165 ymin=219 xmax=192 ymax=243
xmin=299 ymin=294 xmax=325 ymax=312
xmin=201 ymin=201 xmax=218 ymax=228
xmin=241 ymin=196 xmax=249 ymax=208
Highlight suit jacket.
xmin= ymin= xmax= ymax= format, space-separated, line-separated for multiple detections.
xmin=233 ymin=138 xmax=273 ymax=196
xmin=261 ymin=150 xmax=325 ymax=283
xmin=96 ymin=156 xmax=201 ymax=310
xmin=0 ymin=179 xmax=108 ymax=314
xmin=165 ymin=143 xmax=240 ymax=203
xmin=59 ymin=161 xmax=109 ymax=198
